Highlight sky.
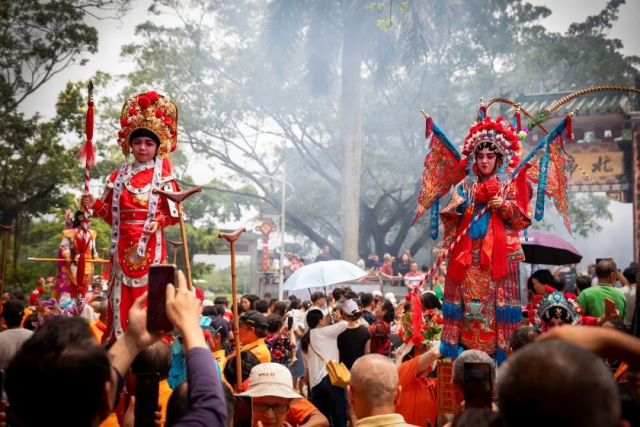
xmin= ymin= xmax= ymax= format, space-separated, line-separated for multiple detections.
xmin=16 ymin=0 xmax=640 ymax=269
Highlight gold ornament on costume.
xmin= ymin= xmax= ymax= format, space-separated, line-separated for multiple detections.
xmin=131 ymin=193 xmax=149 ymax=207
xmin=117 ymin=91 xmax=179 ymax=159
xmin=123 ymin=241 xmax=152 ymax=271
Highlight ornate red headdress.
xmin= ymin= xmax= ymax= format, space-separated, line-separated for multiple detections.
xmin=462 ymin=115 xmax=523 ymax=167
xmin=117 ymin=91 xmax=179 ymax=159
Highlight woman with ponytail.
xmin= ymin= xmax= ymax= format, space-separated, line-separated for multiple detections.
xmin=301 ymin=307 xmax=348 ymax=427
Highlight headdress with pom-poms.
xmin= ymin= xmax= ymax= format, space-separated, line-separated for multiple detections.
xmin=109 ymin=90 xmax=179 ymax=261
xmin=533 ymin=291 xmax=581 ymax=330
xmin=462 ymin=115 xmax=524 ymax=171
xmin=117 ymin=91 xmax=179 ymax=159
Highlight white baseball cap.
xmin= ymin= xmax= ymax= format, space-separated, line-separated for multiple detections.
xmin=341 ymin=299 xmax=359 ymax=316
xmin=384 ymin=292 xmax=398 ymax=306
xmin=236 ymin=363 xmax=302 ymax=401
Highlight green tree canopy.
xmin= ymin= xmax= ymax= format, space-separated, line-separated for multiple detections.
xmin=110 ymin=0 xmax=637 ymax=265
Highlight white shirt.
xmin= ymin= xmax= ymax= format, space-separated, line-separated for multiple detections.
xmin=292 ymin=309 xmax=306 ymax=333
xmin=0 ymin=328 xmax=33 ymax=371
xmin=306 ymin=321 xmax=348 ymax=389
xmin=623 ymin=285 xmax=636 ymax=328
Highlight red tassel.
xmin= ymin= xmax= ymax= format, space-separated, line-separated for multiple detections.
xmin=565 ymin=114 xmax=573 ymax=144
xmin=410 ymin=292 xmax=423 ymax=346
xmin=77 ymin=100 xmax=96 ymax=166
xmin=515 ymin=110 xmax=522 ymax=133
xmin=514 ymin=168 xmax=530 ymax=214
xmin=76 ymin=140 xmax=95 ymax=167
xmin=425 ymin=116 xmax=434 ymax=139
xmin=74 ymin=252 xmax=87 ymax=297
xmin=481 ymin=213 xmax=507 ymax=280
xmin=448 ymin=211 xmax=474 ymax=282
xmin=102 ymin=260 xmax=110 ymax=280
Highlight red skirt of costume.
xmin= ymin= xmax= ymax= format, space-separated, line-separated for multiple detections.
xmin=92 ymin=159 xmax=180 ymax=344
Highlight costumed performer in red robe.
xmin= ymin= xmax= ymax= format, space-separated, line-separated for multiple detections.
xmin=82 ymin=91 xmax=180 ymax=344
xmin=440 ymin=115 xmax=532 ymax=364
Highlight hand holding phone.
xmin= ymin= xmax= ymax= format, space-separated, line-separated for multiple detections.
xmin=147 ymin=264 xmax=176 ymax=332
xmin=464 ymin=363 xmax=493 ymax=409
xmin=604 ymin=297 xmax=618 ymax=318
xmin=134 ymin=373 xmax=159 ymax=427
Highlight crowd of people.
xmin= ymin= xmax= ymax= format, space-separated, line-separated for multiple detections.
xmin=0 ymin=257 xmax=639 ymax=427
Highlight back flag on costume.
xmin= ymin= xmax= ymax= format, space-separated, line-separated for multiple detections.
xmin=413 ymin=116 xmax=466 ymax=229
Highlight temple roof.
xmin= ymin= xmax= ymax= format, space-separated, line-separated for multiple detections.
xmin=515 ymin=90 xmax=631 ymax=118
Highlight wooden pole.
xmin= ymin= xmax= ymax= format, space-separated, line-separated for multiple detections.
xmin=177 ymin=204 xmax=193 ymax=291
xmin=0 ymin=225 xmax=15 ymax=298
xmin=28 ymin=257 xmax=109 ymax=263
xmin=167 ymin=241 xmax=183 ymax=266
xmin=152 ymin=187 xmax=202 ymax=292
xmin=219 ymin=228 xmax=247 ymax=392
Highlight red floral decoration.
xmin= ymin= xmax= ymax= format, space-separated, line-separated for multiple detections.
xmin=137 ymin=95 xmax=151 ymax=109
xmin=146 ymin=91 xmax=159 ymax=104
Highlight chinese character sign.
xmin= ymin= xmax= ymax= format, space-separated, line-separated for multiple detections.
xmin=437 ymin=360 xmax=459 ymax=415
xmin=255 ymin=218 xmax=277 ymax=271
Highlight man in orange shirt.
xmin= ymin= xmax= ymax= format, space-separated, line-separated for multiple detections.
xmin=395 ymin=342 xmax=441 ymax=427
xmin=238 ymin=310 xmax=271 ymax=363
xmin=131 ymin=341 xmax=173 ymax=427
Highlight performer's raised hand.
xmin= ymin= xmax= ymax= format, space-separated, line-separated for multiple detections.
xmin=488 ymin=196 xmax=503 ymax=209
xmin=142 ymin=220 xmax=159 ymax=236
xmin=80 ymin=193 xmax=95 ymax=208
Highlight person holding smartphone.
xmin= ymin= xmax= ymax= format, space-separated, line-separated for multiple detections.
xmin=578 ymin=259 xmax=627 ymax=322
xmin=81 ymin=91 xmax=181 ymax=345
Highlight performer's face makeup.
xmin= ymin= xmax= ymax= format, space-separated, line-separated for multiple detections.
xmin=131 ymin=136 xmax=158 ymax=163
xmin=476 ymin=148 xmax=497 ymax=177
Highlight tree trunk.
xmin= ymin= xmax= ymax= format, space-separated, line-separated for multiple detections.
xmin=339 ymin=21 xmax=363 ymax=264
xmin=12 ymin=213 xmax=20 ymax=288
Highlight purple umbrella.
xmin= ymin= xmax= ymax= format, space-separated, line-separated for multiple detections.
xmin=519 ymin=231 xmax=582 ymax=265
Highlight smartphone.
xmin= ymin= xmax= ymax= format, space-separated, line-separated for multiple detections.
xmin=605 ymin=297 xmax=617 ymax=318
xmin=147 ymin=264 xmax=176 ymax=332
xmin=287 ymin=316 xmax=294 ymax=330
xmin=134 ymin=372 xmax=159 ymax=427
xmin=234 ymin=395 xmax=252 ymax=427
xmin=464 ymin=363 xmax=493 ymax=409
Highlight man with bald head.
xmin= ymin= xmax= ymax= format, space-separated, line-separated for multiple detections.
xmin=578 ymin=258 xmax=627 ymax=321
xmin=347 ymin=354 xmax=417 ymax=427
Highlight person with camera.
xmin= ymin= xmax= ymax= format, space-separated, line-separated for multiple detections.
xmin=301 ymin=307 xmax=349 ymax=427
xmin=5 ymin=270 xmax=227 ymax=427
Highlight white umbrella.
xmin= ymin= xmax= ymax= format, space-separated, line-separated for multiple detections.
xmin=282 ymin=260 xmax=368 ymax=291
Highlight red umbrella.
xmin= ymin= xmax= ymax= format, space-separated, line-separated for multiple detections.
xmin=519 ymin=231 xmax=582 ymax=265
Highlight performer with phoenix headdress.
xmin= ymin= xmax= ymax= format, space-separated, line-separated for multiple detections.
xmin=412 ymin=96 xmax=578 ymax=364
